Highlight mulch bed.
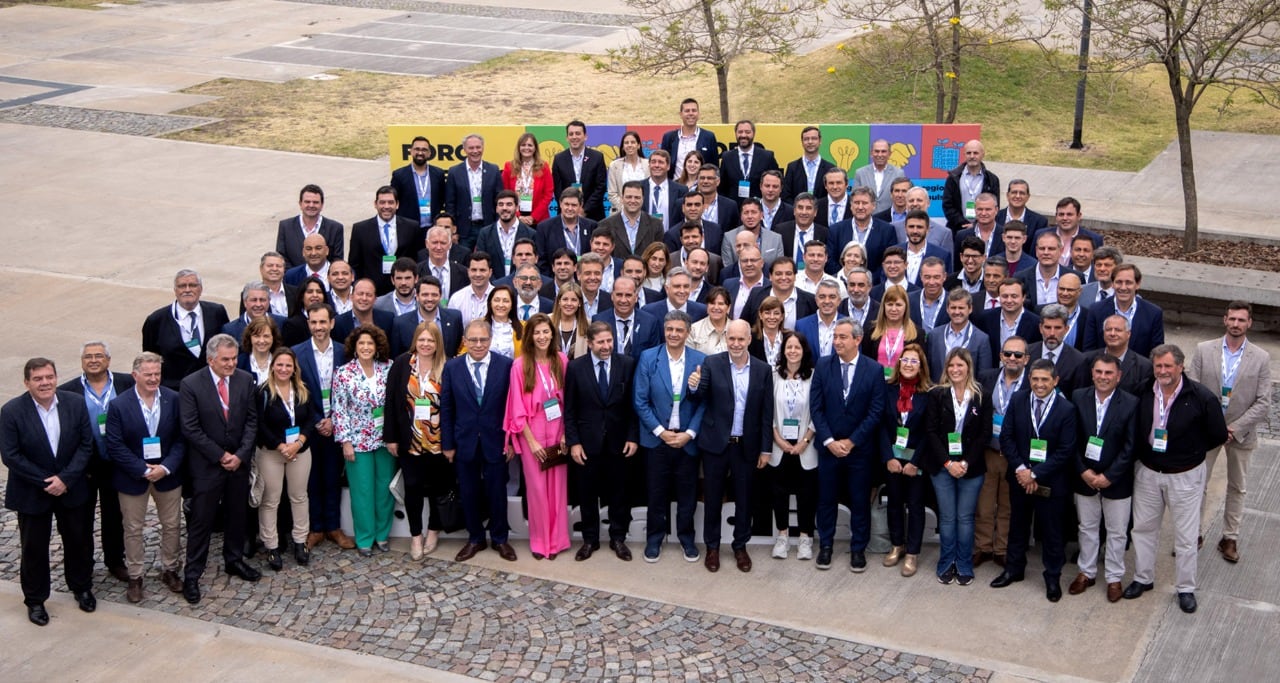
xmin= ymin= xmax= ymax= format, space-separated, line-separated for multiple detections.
xmin=1102 ymin=230 xmax=1280 ymax=273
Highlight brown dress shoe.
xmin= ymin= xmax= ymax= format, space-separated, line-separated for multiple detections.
xmin=972 ymin=551 xmax=993 ymax=568
xmin=733 ymin=548 xmax=752 ymax=573
xmin=492 ymin=542 xmax=518 ymax=561
xmin=326 ymin=530 xmax=356 ymax=550
xmin=1218 ymin=537 xmax=1240 ymax=563
xmin=161 ymin=570 xmax=184 ymax=594
xmin=305 ymin=532 xmax=325 ymax=550
xmin=704 ymin=548 xmax=720 ymax=572
xmin=575 ymin=543 xmax=599 ymax=561
xmin=1107 ymin=582 xmax=1124 ymax=602
xmin=609 ymin=539 xmax=632 ymax=561
xmin=1068 ymin=572 xmax=1096 ymax=595
xmin=126 ymin=578 xmax=143 ymax=603
xmin=454 ymin=542 xmax=485 ymax=562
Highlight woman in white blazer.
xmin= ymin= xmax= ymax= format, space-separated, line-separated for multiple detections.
xmin=606 ymin=131 xmax=649 ymax=214
xmin=767 ymin=330 xmax=819 ymax=561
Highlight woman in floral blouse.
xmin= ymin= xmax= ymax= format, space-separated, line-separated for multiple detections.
xmin=332 ymin=324 xmax=394 ymax=557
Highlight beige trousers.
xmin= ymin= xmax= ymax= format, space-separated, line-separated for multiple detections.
xmin=257 ymin=447 xmax=312 ymax=548
xmin=118 ymin=485 xmax=183 ymax=579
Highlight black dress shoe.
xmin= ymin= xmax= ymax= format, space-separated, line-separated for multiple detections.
xmin=27 ymin=604 xmax=49 ymax=626
xmin=990 ymin=571 xmax=1024 ymax=588
xmin=575 ymin=543 xmax=599 ymax=561
xmin=183 ymin=578 xmax=201 ymax=605
xmin=609 ymin=539 xmax=632 ymax=561
xmin=849 ymin=550 xmax=867 ymax=573
xmin=1122 ymin=581 xmax=1154 ymax=600
xmin=1045 ymin=578 xmax=1063 ymax=603
xmin=1178 ymin=592 xmax=1197 ymax=613
xmin=74 ymin=591 xmax=96 ymax=613
xmin=225 ymin=559 xmax=262 ymax=582
xmin=294 ymin=544 xmax=311 ymax=566
xmin=816 ymin=546 xmax=833 ymax=570
xmin=266 ymin=549 xmax=283 ymax=571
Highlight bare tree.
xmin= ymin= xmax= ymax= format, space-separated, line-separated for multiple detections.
xmin=1078 ymin=0 xmax=1280 ymax=251
xmin=834 ymin=0 xmax=1060 ymax=123
xmin=597 ymin=0 xmax=826 ymax=122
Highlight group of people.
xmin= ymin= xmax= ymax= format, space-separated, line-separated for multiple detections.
xmin=2 ymin=100 xmax=1269 ymax=629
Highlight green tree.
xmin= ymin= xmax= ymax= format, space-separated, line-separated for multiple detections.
xmin=598 ymin=0 xmax=826 ymax=122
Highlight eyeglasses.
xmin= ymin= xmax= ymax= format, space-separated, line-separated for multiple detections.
xmin=1001 ymin=350 xmax=1027 ymax=359
xmin=899 ymin=358 xmax=920 ymax=366
xmin=465 ymin=337 xmax=491 ymax=344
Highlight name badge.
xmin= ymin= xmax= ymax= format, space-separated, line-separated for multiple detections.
xmin=519 ymin=193 xmax=533 ymax=213
xmin=184 ymin=338 xmax=200 ymax=349
xmin=285 ymin=426 xmax=300 ymax=445
xmin=543 ymin=398 xmax=562 ymax=422
xmin=992 ymin=413 xmax=1004 ymax=437
xmin=414 ymin=397 xmax=432 ymax=421
xmin=1221 ymin=386 xmax=1232 ymax=410
xmin=504 ymin=257 xmax=512 ymax=268
xmin=1153 ymin=428 xmax=1168 ymax=453
xmin=97 ymin=413 xmax=107 ymax=436
xmin=964 ymin=200 xmax=976 ymax=220
xmin=418 ymin=197 xmax=430 ymax=215
xmin=372 ymin=406 xmax=385 ymax=432
xmin=321 ymin=389 xmax=331 ymax=414
xmin=781 ymin=418 xmax=800 ymax=441
xmin=883 ymin=367 xmax=893 ymax=380
xmin=652 ymin=212 xmax=663 ymax=221
xmin=738 ymin=180 xmax=750 ymax=198
xmin=571 ymin=183 xmax=582 ymax=189
xmin=947 ymin=432 xmax=962 ymax=456
xmin=471 ymin=194 xmax=482 ymax=205
xmin=1085 ymin=436 xmax=1104 ymax=462
xmin=1029 ymin=438 xmax=1048 ymax=463
xmin=142 ymin=436 xmax=162 ymax=463
xmin=672 ymin=392 xmax=681 ymax=403
xmin=381 ymin=254 xmax=395 ymax=274
xmin=894 ymin=427 xmax=909 ymax=450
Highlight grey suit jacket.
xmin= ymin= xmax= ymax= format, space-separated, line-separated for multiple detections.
xmin=853 ymin=163 xmax=905 ymax=213
xmin=1188 ymin=337 xmax=1272 ymax=448
xmin=721 ymin=227 xmax=784 ymax=269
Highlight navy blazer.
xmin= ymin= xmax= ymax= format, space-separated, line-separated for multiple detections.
xmin=474 ymin=223 xmax=536 ymax=281
xmin=1081 ymin=298 xmax=1165 ymax=358
xmin=592 ymin=308 xmax=662 ymax=361
xmin=692 ymin=352 xmax=774 ymax=455
xmin=826 ymin=217 xmax=898 ymax=275
xmin=951 ymin=225 xmax=1004 ymax=271
xmin=552 ymin=148 xmax=609 ymax=220
xmin=781 ymin=156 xmax=836 ymax=203
xmin=142 ymin=301 xmax=231 ymax=390
xmin=839 ymin=298 xmax=880 ymax=330
xmin=995 ymin=206 xmax=1048 ymax=237
xmin=926 ymin=323 xmax=993 ymax=382
xmin=641 ymin=298 xmax=708 ymax=324
xmin=809 ymin=353 xmax=886 ymax=459
xmin=773 ymin=221 xmax=830 ymax=264
xmin=291 ymin=338 xmax=345 ymax=416
xmin=439 ymin=353 xmax=514 ymax=461
xmin=921 ymin=385 xmax=992 ymax=477
xmin=104 ymin=386 xmax=185 ymax=495
xmin=719 ymin=146 xmax=780 ymax=202
xmin=660 ymin=128 xmax=720 ymax=176
xmin=563 ymin=352 xmax=639 ymax=456
xmin=179 ymin=368 xmax=259 ymax=487
xmin=897 ymin=243 xmax=952 ymax=287
xmin=1069 ymin=386 xmax=1138 ymax=499
xmin=1016 ymin=265 xmax=1084 ymax=312
xmin=277 ymin=216 xmax=344 ymax=269
xmin=333 ymin=309 xmax=396 ymax=346
xmin=907 ymin=289 xmax=948 ymax=334
xmin=999 ymin=389 xmax=1078 ymax=490
xmin=640 ymin=179 xmax=687 ymax=227
xmin=0 ymin=391 xmax=94 ymax=514
xmin=390 ymin=308 xmax=463 ymax=358
xmin=794 ymin=314 xmax=834 ymax=359
xmin=708 ymin=195 xmax=741 ymax=232
xmin=534 ymin=216 xmax=597 ymax=273
xmin=633 ymin=345 xmax=707 ymax=454
xmin=975 ymin=308 xmax=1043 ymax=360
xmin=444 ymin=161 xmax=502 ymax=248
xmin=1087 ymin=349 xmax=1153 ymax=397
xmin=391 ymin=162 xmax=446 ymax=226
xmin=663 ymin=219 xmax=724 ymax=257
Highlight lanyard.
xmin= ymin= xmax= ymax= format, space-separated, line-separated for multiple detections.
xmin=1031 ymin=392 xmax=1056 ymax=438
xmin=497 ymin=225 xmax=517 ymax=261
xmin=173 ymin=303 xmax=199 ymax=341
xmin=1221 ymin=338 xmax=1246 ymax=389
xmin=952 ymin=389 xmax=971 ymax=433
xmin=280 ymin=387 xmax=296 ymax=427
xmin=414 ymin=169 xmax=431 ymax=198
xmin=1154 ymin=380 xmax=1179 ymax=431
xmin=784 ymin=377 xmax=803 ymax=418
xmin=81 ymin=377 xmax=115 ymax=414
xmin=763 ymin=332 xmax=782 ymax=366
xmin=616 ymin=317 xmax=634 ymax=351
xmin=883 ymin=328 xmax=905 ymax=366
xmin=559 ymin=325 xmax=576 ymax=355
xmin=139 ymin=394 xmax=161 ymax=437
xmin=961 ymin=172 xmax=983 ymax=199
xmin=536 ymin=363 xmax=559 ymax=397
xmin=995 ymin=373 xmax=1023 ymax=414
xmin=945 ymin=325 xmax=972 ymax=353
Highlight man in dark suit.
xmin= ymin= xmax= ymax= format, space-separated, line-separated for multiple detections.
xmin=142 ymin=269 xmax=231 ymax=391
xmin=814 ymin=167 xmax=852 ymax=227
xmin=283 ymin=234 xmax=334 ymax=289
xmin=1027 ymin=305 xmax=1089 ymax=396
xmin=222 ymin=282 xmax=287 ymax=343
xmin=1 ymin=358 xmax=97 ymax=625
xmin=810 ymin=319 xmax=886 ymax=571
xmin=600 ymin=180 xmax=664 ymax=259
xmin=660 ymin=98 xmax=720 ymax=177
xmin=976 ymin=278 xmax=1042 ymax=360
xmin=740 ymin=257 xmax=817 ymax=328
xmin=416 ymin=226 xmax=469 ymax=300
xmin=534 ymin=188 xmax=597 ymax=274
xmin=104 ymin=351 xmax=186 ymax=603
xmin=908 ymin=258 xmax=950 ymax=335
xmin=276 ymin=184 xmax=344 ymax=268
xmin=565 ymin=321 xmax=640 ymax=561
xmin=642 ymin=267 xmax=708 ymax=323
xmin=444 ymin=133 xmax=502 ymax=249
xmin=995 ymin=179 xmax=1048 ymax=237
xmin=718 ymin=120 xmax=779 ymax=204
xmin=942 ymin=140 xmax=1000 ymax=231
xmin=781 ymin=126 xmax=835 ymax=203
xmin=552 ymin=120 xmax=609 ymax=220
xmin=774 ymin=193 xmax=829 ymax=266
xmin=1053 ymin=273 xmax=1092 ymax=351
xmin=927 ymin=289 xmax=993 ymax=382
xmin=663 ymin=193 xmax=724 ymax=256
xmin=349 ymin=185 xmax=424 ymax=296
xmin=593 ymin=276 xmax=661 ymax=361
xmin=992 ymin=359 xmax=1079 ymax=602
xmin=795 ymin=280 xmax=843 ymax=359
xmin=693 ymin=164 xmax=740 ymax=232
xmin=975 ymin=335 xmax=1029 ymax=567
xmin=952 ymin=197 xmax=1004 ymax=271
xmin=1089 ymin=313 xmax=1154 ymax=397
xmin=828 ymin=187 xmax=899 ymax=278
xmin=838 ymin=268 xmax=878 ymax=329
xmin=390 ymin=276 xmax=463 ymax=358
xmin=440 ymin=319 xmax=518 ymax=562
xmin=1081 ymin=264 xmax=1165 ymax=357
xmin=758 ymin=170 xmax=794 ymax=230
xmin=57 ymin=341 xmax=135 ymax=584
xmin=1067 ymin=353 xmax=1138 ymax=603
xmin=1017 ymin=231 xmax=1082 ymax=312
xmin=179 ymin=334 xmax=261 ymax=604
xmin=642 ymin=150 xmax=687 ymax=234
xmin=673 ymin=226 xmax=723 ymax=284
xmin=510 ymin=264 xmax=554 ymax=321
xmin=334 ymin=279 xmax=396 ymax=345
xmin=473 ymin=190 xmax=535 ymax=281
xmin=1033 ymin=197 xmax=1104 ymax=265
xmin=391 ymin=135 xmax=446 ymax=228
xmin=690 ymin=320 xmax=773 ymax=572
xmin=290 ymin=303 xmax=355 ymax=551
xmin=873 ymin=176 xmax=913 ymax=225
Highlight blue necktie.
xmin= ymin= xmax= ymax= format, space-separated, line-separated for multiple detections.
xmin=597 ymin=360 xmax=609 ymax=401
xmin=472 ymin=362 xmax=485 ymax=404
xmin=830 ymin=202 xmax=839 ymax=225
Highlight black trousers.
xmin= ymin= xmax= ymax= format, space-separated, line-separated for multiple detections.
xmin=646 ymin=444 xmax=698 ymax=546
xmin=885 ymin=470 xmax=927 ymax=554
xmin=401 ymin=450 xmax=455 ymax=536
xmin=456 ymin=443 xmax=509 ymax=544
xmin=87 ymin=456 xmax=125 ymax=570
xmin=18 ymin=506 xmax=94 ymax=606
xmin=572 ymin=443 xmax=632 ymax=544
xmin=1006 ymin=482 xmax=1068 ymax=579
xmin=185 ymin=469 xmax=249 ymax=582
xmin=701 ymin=442 xmax=754 ymax=550
xmin=770 ymin=454 xmax=818 ymax=535
xmin=307 ymin=434 xmax=345 ymax=533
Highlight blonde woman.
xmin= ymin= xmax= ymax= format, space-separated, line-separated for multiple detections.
xmin=501 ymin=132 xmax=553 ymax=225
xmin=550 ymin=283 xmax=590 ymax=359
xmin=254 ymin=347 xmax=317 ymax=569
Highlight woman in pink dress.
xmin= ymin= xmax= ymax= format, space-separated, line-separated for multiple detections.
xmin=504 ymin=313 xmax=570 ymax=559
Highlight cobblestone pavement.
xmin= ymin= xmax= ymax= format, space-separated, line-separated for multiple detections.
xmin=0 ymin=104 xmax=218 ymax=136
xmin=0 ymin=500 xmax=990 ymax=682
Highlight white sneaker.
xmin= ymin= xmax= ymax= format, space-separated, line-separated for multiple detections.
xmin=772 ymin=535 xmax=789 ymax=559
xmin=797 ymin=536 xmax=814 ymax=561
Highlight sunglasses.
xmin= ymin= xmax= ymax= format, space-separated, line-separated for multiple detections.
xmin=1002 ymin=351 xmax=1027 ymax=359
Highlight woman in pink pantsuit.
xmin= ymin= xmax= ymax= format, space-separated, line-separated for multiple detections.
xmin=504 ymin=313 xmax=571 ymax=559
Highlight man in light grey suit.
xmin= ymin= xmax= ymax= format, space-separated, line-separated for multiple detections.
xmin=853 ymin=139 xmax=905 ymax=214
xmin=1187 ymin=300 xmax=1272 ymax=564
xmin=721 ymin=198 xmax=783 ymax=270
xmin=927 ymin=288 xmax=992 ymax=382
